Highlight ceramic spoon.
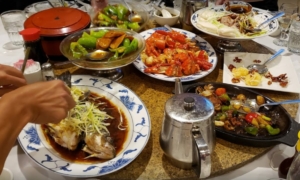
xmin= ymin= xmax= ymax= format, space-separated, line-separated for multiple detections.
xmin=244 ymin=11 xmax=285 ymax=32
xmin=247 ymin=48 xmax=284 ymax=74
xmin=153 ymin=5 xmax=172 ymax=18
xmin=86 ymin=49 xmax=113 ymax=61
xmin=122 ymin=0 xmax=142 ymax=23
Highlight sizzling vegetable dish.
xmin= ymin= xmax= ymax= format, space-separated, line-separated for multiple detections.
xmin=140 ymin=29 xmax=212 ymax=77
xmin=196 ymin=84 xmax=281 ymax=136
xmin=93 ymin=3 xmax=142 ymax=31
xmin=42 ymin=87 xmax=128 ymax=163
xmin=70 ymin=30 xmax=138 ymax=61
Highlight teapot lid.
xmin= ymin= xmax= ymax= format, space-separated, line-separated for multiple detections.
xmin=165 ymin=93 xmax=214 ymax=123
xmin=24 ymin=7 xmax=91 ymax=37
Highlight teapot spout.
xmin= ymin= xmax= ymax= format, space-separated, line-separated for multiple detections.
xmin=175 ymin=78 xmax=183 ymax=95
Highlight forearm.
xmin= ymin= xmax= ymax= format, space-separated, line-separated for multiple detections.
xmin=0 ymin=98 xmax=31 ymax=170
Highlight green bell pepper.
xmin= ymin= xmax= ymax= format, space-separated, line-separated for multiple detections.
xmin=122 ymin=38 xmax=131 ymax=47
xmin=109 ymin=46 xmax=126 ymax=53
xmin=117 ymin=23 xmax=128 ymax=29
xmin=116 ymin=4 xmax=128 ymax=20
xmin=77 ymin=36 xmax=97 ymax=49
xmin=98 ymin=12 xmax=114 ymax=23
xmin=121 ymin=38 xmax=138 ymax=57
xmin=128 ymin=22 xmax=140 ymax=31
xmin=103 ymin=5 xmax=117 ymax=16
xmin=215 ymin=112 xmax=227 ymax=121
xmin=108 ymin=51 xmax=119 ymax=61
xmin=90 ymin=29 xmax=108 ymax=38
xmin=245 ymin=126 xmax=258 ymax=136
xmin=221 ymin=105 xmax=230 ymax=112
xmin=266 ymin=125 xmax=280 ymax=135
xmin=70 ymin=42 xmax=88 ymax=59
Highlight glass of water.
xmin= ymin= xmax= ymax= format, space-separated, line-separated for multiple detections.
xmin=287 ymin=19 xmax=300 ymax=55
xmin=0 ymin=10 xmax=26 ymax=50
xmin=273 ymin=3 xmax=298 ymax=47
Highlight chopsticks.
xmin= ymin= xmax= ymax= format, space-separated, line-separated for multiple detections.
xmin=46 ymin=0 xmax=55 ymax=8
xmin=21 ymin=47 xmax=31 ymax=74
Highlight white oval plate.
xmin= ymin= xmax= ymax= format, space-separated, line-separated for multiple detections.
xmin=191 ymin=6 xmax=279 ymax=41
xmin=17 ymin=75 xmax=151 ymax=178
xmin=133 ymin=27 xmax=218 ymax=82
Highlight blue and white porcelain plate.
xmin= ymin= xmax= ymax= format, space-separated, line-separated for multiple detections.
xmin=191 ymin=6 xmax=279 ymax=41
xmin=133 ymin=27 xmax=218 ymax=82
xmin=17 ymin=75 xmax=151 ymax=178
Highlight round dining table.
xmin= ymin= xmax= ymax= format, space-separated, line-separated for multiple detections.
xmin=1 ymin=5 xmax=300 ymax=180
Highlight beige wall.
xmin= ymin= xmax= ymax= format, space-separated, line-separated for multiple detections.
xmin=278 ymin=0 xmax=300 ymax=8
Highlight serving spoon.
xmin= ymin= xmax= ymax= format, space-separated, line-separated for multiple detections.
xmin=247 ymin=48 xmax=284 ymax=74
xmin=153 ymin=5 xmax=172 ymax=18
xmin=122 ymin=0 xmax=142 ymax=23
xmin=234 ymin=99 xmax=300 ymax=113
xmin=244 ymin=11 xmax=285 ymax=32
xmin=86 ymin=49 xmax=113 ymax=61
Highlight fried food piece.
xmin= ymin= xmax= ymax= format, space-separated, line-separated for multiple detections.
xmin=110 ymin=34 xmax=126 ymax=49
xmin=103 ymin=31 xmax=125 ymax=38
xmin=96 ymin=37 xmax=113 ymax=49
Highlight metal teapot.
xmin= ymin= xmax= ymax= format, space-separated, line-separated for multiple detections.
xmin=179 ymin=0 xmax=208 ymax=31
xmin=159 ymin=78 xmax=215 ymax=179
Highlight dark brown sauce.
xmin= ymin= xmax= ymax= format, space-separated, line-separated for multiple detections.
xmin=41 ymin=92 xmax=129 ymax=164
xmin=226 ymin=5 xmax=251 ymax=14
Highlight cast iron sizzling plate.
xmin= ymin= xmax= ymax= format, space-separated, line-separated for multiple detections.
xmin=183 ymin=82 xmax=300 ymax=147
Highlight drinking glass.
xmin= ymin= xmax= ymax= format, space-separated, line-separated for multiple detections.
xmin=273 ymin=3 xmax=298 ymax=47
xmin=287 ymin=19 xmax=300 ymax=55
xmin=0 ymin=10 xmax=26 ymax=50
xmin=287 ymin=152 xmax=300 ymax=180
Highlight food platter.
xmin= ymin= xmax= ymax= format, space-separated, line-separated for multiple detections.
xmin=223 ymin=52 xmax=300 ymax=93
xmin=17 ymin=75 xmax=151 ymax=177
xmin=133 ymin=27 xmax=218 ymax=82
xmin=190 ymin=5 xmax=279 ymax=41
xmin=184 ymin=82 xmax=300 ymax=147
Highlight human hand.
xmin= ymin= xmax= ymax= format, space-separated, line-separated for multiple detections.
xmin=2 ymin=80 xmax=76 ymax=124
xmin=215 ymin=0 xmax=229 ymax=5
xmin=0 ymin=64 xmax=26 ymax=96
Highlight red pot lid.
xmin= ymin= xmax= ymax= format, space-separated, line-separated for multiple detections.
xmin=24 ymin=7 xmax=91 ymax=37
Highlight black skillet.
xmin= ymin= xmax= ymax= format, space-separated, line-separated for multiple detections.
xmin=183 ymin=82 xmax=300 ymax=147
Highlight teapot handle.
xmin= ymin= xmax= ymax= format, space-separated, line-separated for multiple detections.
xmin=192 ymin=126 xmax=211 ymax=179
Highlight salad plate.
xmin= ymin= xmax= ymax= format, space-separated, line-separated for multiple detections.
xmin=17 ymin=75 xmax=151 ymax=177
xmin=133 ymin=27 xmax=218 ymax=82
xmin=191 ymin=6 xmax=279 ymax=41
xmin=223 ymin=52 xmax=300 ymax=93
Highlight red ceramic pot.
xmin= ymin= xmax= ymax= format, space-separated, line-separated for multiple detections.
xmin=24 ymin=7 xmax=91 ymax=61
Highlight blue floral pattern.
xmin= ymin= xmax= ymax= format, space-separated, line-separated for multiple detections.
xmin=133 ymin=28 xmax=218 ymax=82
xmin=23 ymin=126 xmax=40 ymax=151
xmin=17 ymin=75 xmax=151 ymax=178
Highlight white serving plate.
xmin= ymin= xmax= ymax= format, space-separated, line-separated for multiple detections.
xmin=133 ymin=27 xmax=218 ymax=82
xmin=17 ymin=75 xmax=151 ymax=177
xmin=223 ymin=52 xmax=300 ymax=93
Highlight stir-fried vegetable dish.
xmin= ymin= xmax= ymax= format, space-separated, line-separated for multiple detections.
xmin=70 ymin=29 xmax=138 ymax=61
xmin=196 ymin=9 xmax=267 ymax=37
xmin=93 ymin=3 xmax=142 ymax=31
xmin=196 ymin=84 xmax=281 ymax=136
xmin=140 ymin=29 xmax=212 ymax=77
xmin=42 ymin=87 xmax=128 ymax=162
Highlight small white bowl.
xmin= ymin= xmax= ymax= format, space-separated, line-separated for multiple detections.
xmin=0 ymin=168 xmax=13 ymax=180
xmin=154 ymin=7 xmax=180 ymax=27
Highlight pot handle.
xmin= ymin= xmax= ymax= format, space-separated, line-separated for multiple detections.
xmin=191 ymin=126 xmax=211 ymax=179
xmin=277 ymin=119 xmax=300 ymax=146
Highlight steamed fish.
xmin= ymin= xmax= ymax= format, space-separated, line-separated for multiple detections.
xmin=83 ymin=132 xmax=116 ymax=159
xmin=47 ymin=123 xmax=81 ymax=150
